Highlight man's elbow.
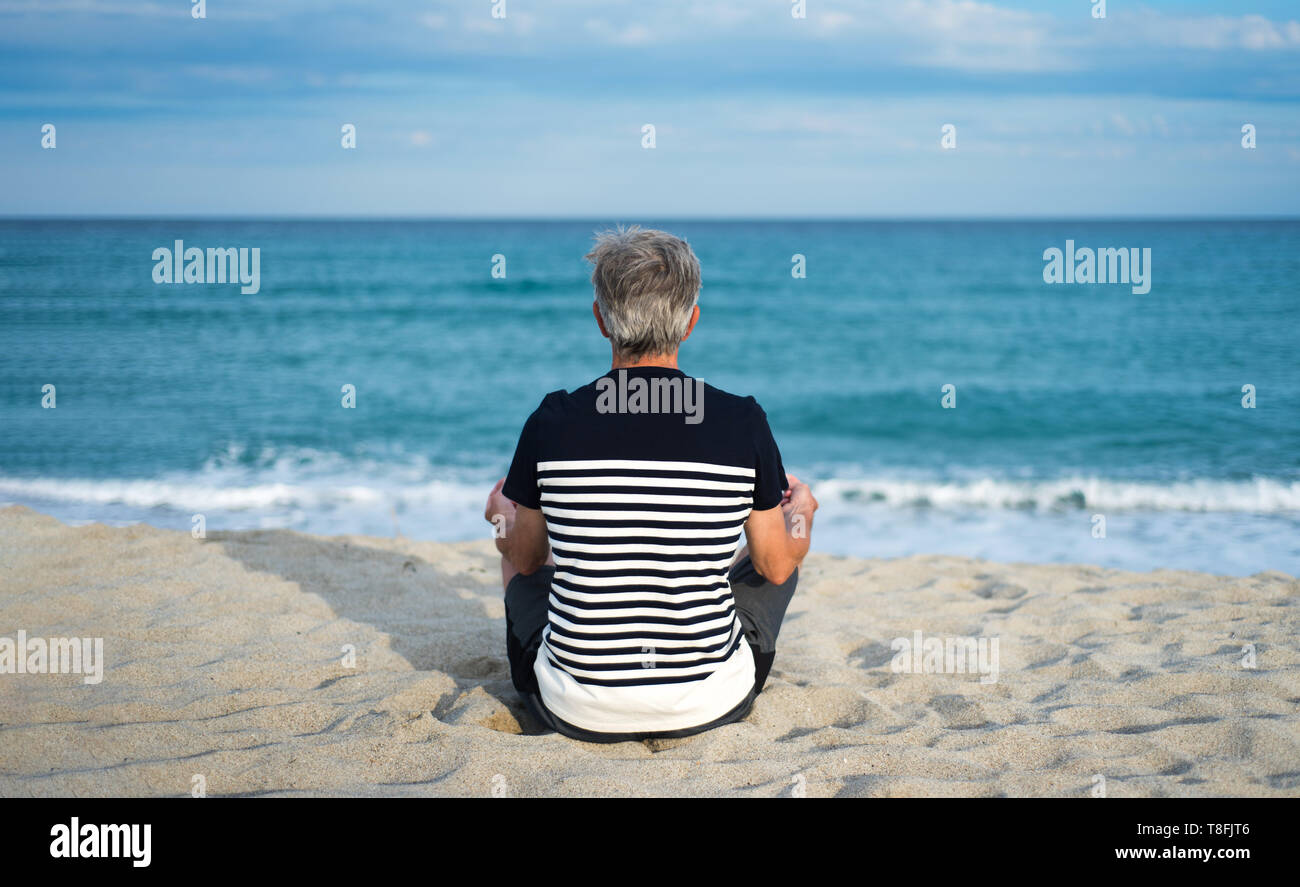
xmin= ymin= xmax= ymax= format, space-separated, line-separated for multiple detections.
xmin=752 ymin=555 xmax=797 ymax=586
xmin=511 ymin=544 xmax=550 ymax=576
xmin=767 ymin=564 xmax=797 ymax=585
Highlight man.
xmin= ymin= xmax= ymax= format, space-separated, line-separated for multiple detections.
xmin=484 ymin=226 xmax=817 ymax=742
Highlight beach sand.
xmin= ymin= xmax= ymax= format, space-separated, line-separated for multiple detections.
xmin=1 ymin=504 xmax=1296 ymax=797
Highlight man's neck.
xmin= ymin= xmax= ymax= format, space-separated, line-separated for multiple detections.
xmin=611 ymin=351 xmax=679 ymax=371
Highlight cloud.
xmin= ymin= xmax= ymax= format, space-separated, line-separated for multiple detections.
xmin=584 ymin=19 xmax=655 ymax=47
xmin=0 ymin=0 xmax=173 ymax=14
xmin=802 ymin=1 xmax=1300 ymax=72
xmin=184 ymin=65 xmax=277 ymax=86
xmin=1136 ymin=12 xmax=1300 ymax=51
xmin=1 ymin=0 xmax=1298 ymax=115
xmin=809 ymin=0 xmax=1065 ymax=72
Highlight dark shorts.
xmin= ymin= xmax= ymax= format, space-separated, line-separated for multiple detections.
xmin=504 ymin=556 xmax=798 ymax=743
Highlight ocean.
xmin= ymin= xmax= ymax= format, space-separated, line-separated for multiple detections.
xmin=1 ymin=219 xmax=1297 ymax=576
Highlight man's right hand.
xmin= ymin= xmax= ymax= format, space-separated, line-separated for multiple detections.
xmin=781 ymin=473 xmax=818 ymax=531
xmin=743 ymin=474 xmax=817 ymax=585
xmin=484 ymin=478 xmax=517 ymax=527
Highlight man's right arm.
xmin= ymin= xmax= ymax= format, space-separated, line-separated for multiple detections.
xmin=744 ymin=473 xmax=817 ymax=584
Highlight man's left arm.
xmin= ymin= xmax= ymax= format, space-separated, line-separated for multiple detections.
xmin=485 ymin=478 xmax=550 ymax=575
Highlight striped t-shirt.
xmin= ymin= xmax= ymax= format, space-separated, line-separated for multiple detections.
xmin=502 ymin=367 xmax=787 ymax=735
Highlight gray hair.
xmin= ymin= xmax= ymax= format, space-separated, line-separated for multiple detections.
xmin=585 ymin=226 xmax=701 ymax=360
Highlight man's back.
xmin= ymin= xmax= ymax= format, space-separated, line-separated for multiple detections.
xmin=502 ymin=366 xmax=787 ymax=734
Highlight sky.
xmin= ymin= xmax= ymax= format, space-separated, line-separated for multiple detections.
xmin=1 ymin=0 xmax=1298 ymax=217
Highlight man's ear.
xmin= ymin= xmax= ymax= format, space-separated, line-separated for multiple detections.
xmin=681 ymin=304 xmax=700 ymax=342
xmin=592 ymin=301 xmax=611 ymax=339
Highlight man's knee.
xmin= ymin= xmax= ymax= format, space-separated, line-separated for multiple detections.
xmin=733 ymin=564 xmax=797 ymax=651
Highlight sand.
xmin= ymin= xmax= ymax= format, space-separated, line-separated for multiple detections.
xmin=0 ymin=503 xmax=1296 ymax=797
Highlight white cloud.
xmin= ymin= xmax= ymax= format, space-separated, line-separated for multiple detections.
xmin=808 ymin=0 xmax=1069 ymax=73
xmin=584 ymin=19 xmax=655 ymax=46
xmin=184 ymin=65 xmax=277 ymax=86
xmin=1108 ymin=10 xmax=1300 ymax=51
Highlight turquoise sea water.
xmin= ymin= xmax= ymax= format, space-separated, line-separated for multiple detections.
xmin=1 ymin=219 xmax=1297 ymax=575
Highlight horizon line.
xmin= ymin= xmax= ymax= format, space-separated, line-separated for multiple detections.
xmin=3 ymin=214 xmax=1299 ymax=223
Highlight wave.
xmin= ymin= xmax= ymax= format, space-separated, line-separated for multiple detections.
xmin=2 ymin=467 xmax=1299 ymax=514
xmin=0 ymin=476 xmax=489 ymax=513
xmin=815 ymin=476 xmax=1300 ymax=513
xmin=3 ymin=458 xmax=1296 ymax=575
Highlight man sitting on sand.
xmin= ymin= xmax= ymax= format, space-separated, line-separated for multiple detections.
xmin=484 ymin=226 xmax=818 ymax=742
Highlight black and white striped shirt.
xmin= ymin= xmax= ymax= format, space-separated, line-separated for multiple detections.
xmin=504 ymin=367 xmax=787 ymax=734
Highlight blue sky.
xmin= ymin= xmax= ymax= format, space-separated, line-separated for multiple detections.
xmin=2 ymin=0 xmax=1298 ymax=217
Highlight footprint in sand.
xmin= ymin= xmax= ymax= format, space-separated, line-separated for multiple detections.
xmin=973 ymin=580 xmax=1027 ymax=600
xmin=848 ymin=640 xmax=896 ymax=669
xmin=928 ymin=694 xmax=989 ymax=729
xmin=453 ymin=656 xmax=507 ymax=679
